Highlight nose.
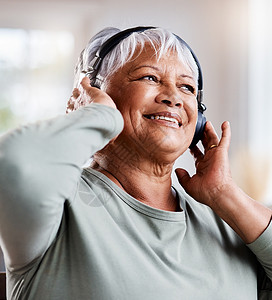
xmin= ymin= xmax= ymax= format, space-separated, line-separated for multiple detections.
xmin=160 ymin=99 xmax=182 ymax=107
xmin=155 ymin=85 xmax=183 ymax=108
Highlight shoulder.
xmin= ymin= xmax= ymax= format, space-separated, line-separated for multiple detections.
xmin=175 ymin=187 xmax=243 ymax=245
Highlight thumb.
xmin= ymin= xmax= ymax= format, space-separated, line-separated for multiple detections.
xmin=81 ymin=76 xmax=91 ymax=89
xmin=175 ymin=168 xmax=191 ymax=190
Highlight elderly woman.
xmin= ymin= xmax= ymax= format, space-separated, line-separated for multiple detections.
xmin=0 ymin=26 xmax=271 ymax=300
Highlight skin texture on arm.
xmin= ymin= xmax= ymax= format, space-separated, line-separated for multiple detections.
xmin=175 ymin=121 xmax=272 ymax=244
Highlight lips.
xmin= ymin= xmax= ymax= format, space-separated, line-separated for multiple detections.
xmin=143 ymin=112 xmax=182 ymax=127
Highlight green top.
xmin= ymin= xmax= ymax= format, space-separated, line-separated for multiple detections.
xmin=0 ymin=104 xmax=271 ymax=299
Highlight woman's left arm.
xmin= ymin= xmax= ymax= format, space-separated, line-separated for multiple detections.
xmin=175 ymin=121 xmax=272 ymax=244
xmin=176 ymin=121 xmax=272 ymax=285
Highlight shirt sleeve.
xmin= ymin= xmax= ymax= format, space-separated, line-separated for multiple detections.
xmin=0 ymin=103 xmax=123 ymax=272
xmin=247 ymin=218 xmax=272 ymax=293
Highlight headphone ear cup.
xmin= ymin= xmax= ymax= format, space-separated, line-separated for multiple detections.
xmin=90 ymin=78 xmax=99 ymax=88
xmin=90 ymin=77 xmax=102 ymax=89
xmin=189 ymin=110 xmax=207 ymax=149
xmin=88 ymin=75 xmax=98 ymax=88
xmin=85 ymin=70 xmax=101 ymax=89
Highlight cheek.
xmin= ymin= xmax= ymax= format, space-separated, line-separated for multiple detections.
xmin=192 ymin=108 xmax=199 ymax=126
xmin=184 ymin=99 xmax=198 ymax=124
xmin=116 ymin=86 xmax=152 ymax=116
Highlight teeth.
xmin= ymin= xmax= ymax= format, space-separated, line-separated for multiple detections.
xmin=150 ymin=115 xmax=179 ymax=125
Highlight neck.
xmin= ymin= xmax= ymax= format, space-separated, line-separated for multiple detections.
xmin=91 ymin=146 xmax=181 ymax=212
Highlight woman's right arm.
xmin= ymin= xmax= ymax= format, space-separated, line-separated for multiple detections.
xmin=0 ymin=92 xmax=123 ymax=272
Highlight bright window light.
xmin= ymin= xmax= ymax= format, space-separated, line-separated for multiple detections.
xmin=248 ymin=0 xmax=272 ymax=205
xmin=0 ymin=28 xmax=75 ymax=133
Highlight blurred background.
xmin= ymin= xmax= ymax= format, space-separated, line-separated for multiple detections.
xmin=0 ymin=0 xmax=271 ymax=271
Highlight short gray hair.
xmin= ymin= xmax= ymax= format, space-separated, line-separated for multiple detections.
xmin=74 ymin=27 xmax=199 ymax=90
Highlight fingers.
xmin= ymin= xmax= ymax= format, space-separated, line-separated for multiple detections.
xmin=72 ymin=88 xmax=80 ymax=99
xmin=80 ymin=76 xmax=104 ymax=101
xmin=202 ymin=121 xmax=219 ymax=151
xmin=67 ymin=76 xmax=116 ymax=112
xmin=81 ymin=77 xmax=100 ymax=98
xmin=175 ymin=168 xmax=191 ymax=191
xmin=190 ymin=145 xmax=204 ymax=165
xmin=66 ymin=88 xmax=81 ymax=113
xmin=80 ymin=77 xmax=117 ymax=109
xmin=202 ymin=121 xmax=231 ymax=152
xmin=218 ymin=121 xmax=231 ymax=150
xmin=81 ymin=76 xmax=92 ymax=90
xmin=66 ymin=77 xmax=99 ymax=113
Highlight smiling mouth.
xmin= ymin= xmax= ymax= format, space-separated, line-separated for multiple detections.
xmin=144 ymin=114 xmax=182 ymax=127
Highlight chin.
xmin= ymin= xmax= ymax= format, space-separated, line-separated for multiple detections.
xmin=147 ymin=137 xmax=189 ymax=162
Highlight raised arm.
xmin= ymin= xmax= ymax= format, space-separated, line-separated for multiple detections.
xmin=0 ymin=87 xmax=123 ymax=271
xmin=175 ymin=121 xmax=272 ymax=280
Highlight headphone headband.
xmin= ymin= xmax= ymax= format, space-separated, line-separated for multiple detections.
xmin=86 ymin=27 xmax=155 ymax=78
xmin=86 ymin=26 xmax=204 ymax=109
xmin=98 ymin=26 xmax=156 ymax=61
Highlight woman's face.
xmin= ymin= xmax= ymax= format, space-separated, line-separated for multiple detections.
xmin=104 ymin=44 xmax=198 ymax=161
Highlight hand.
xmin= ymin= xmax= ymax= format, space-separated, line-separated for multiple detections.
xmin=175 ymin=121 xmax=235 ymax=209
xmin=176 ymin=121 xmax=272 ymax=243
xmin=66 ymin=77 xmax=116 ymax=112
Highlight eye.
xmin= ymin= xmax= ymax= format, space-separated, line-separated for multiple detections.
xmin=180 ymin=84 xmax=195 ymax=95
xmin=140 ymin=75 xmax=158 ymax=82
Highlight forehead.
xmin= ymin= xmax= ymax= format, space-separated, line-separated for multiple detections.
xmin=125 ymin=43 xmax=195 ymax=77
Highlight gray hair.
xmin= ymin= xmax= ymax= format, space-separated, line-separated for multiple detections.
xmin=74 ymin=27 xmax=199 ymax=90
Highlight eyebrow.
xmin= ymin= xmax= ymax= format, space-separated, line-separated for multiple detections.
xmin=130 ymin=64 xmax=195 ymax=81
xmin=129 ymin=64 xmax=160 ymax=74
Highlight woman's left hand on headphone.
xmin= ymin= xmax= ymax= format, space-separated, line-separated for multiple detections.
xmin=175 ymin=120 xmax=236 ymax=209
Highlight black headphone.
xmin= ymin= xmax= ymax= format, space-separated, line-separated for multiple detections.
xmin=84 ymin=26 xmax=206 ymax=149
